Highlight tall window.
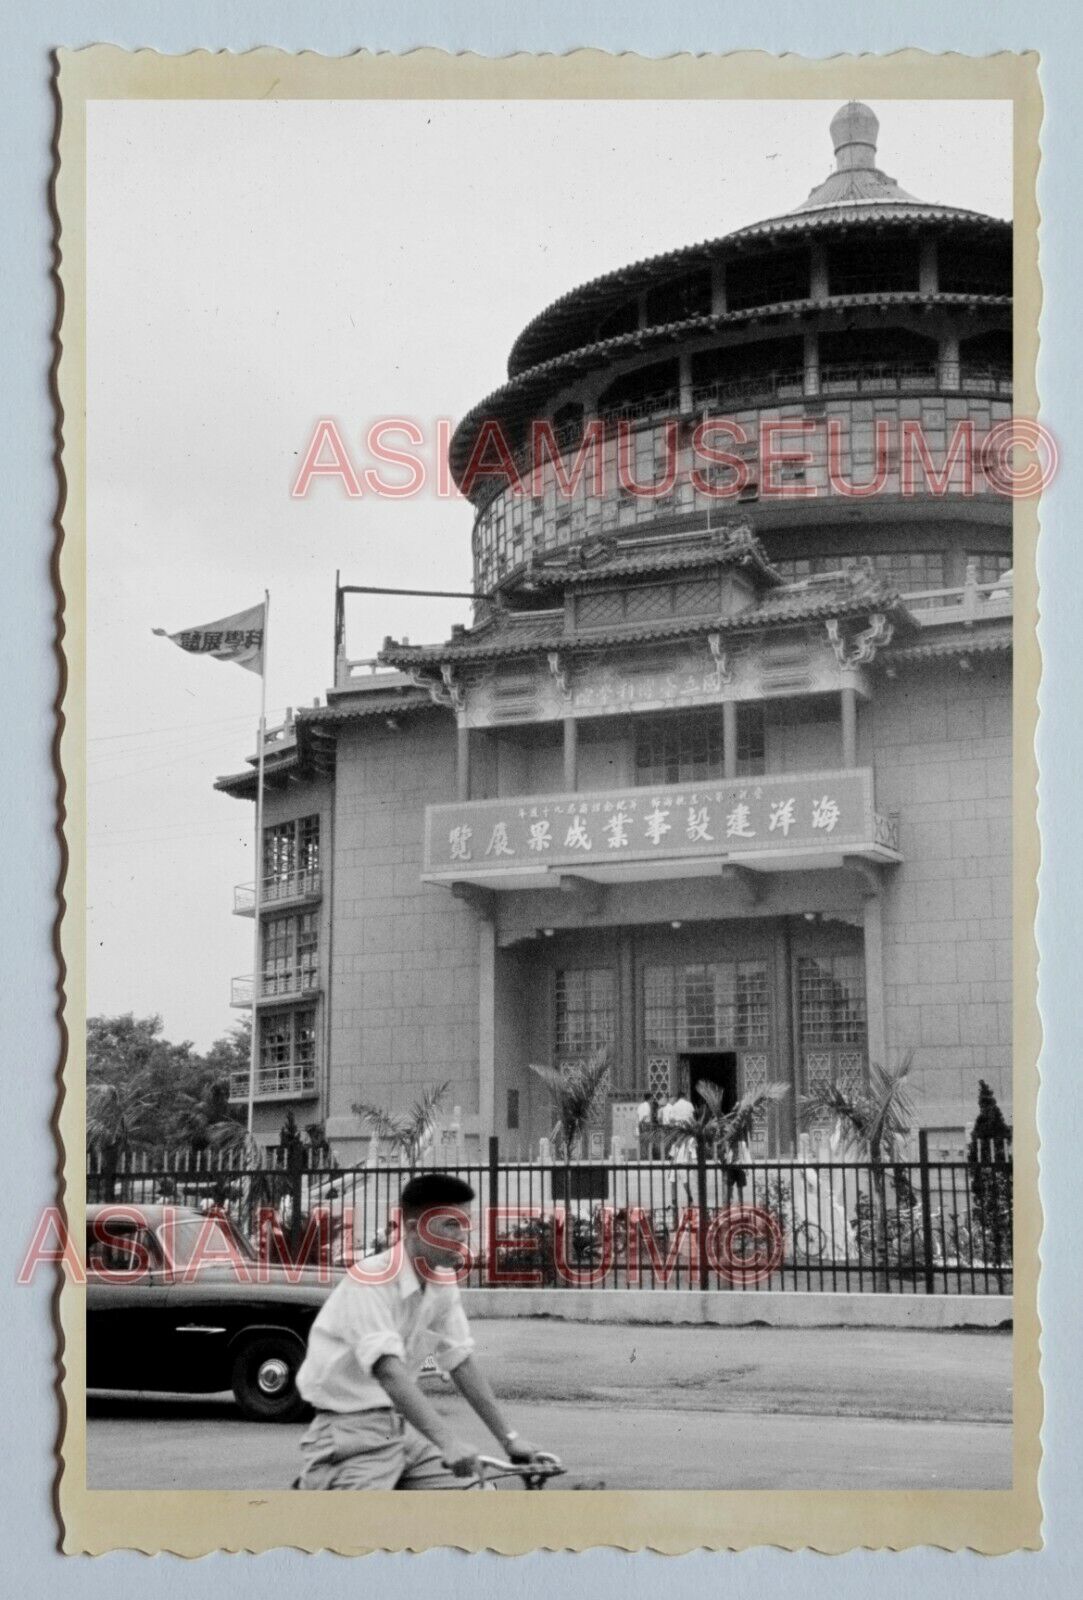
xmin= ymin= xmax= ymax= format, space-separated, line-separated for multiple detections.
xmin=634 ymin=706 xmax=765 ymax=785
xmin=644 ymin=961 xmax=769 ymax=1052
xmin=260 ymin=912 xmax=320 ymax=998
xmin=554 ymin=968 xmax=615 ymax=1061
xmin=258 ymin=1007 xmax=317 ymax=1094
xmin=263 ymin=815 xmax=320 ymax=897
xmin=797 ymin=954 xmax=867 ymax=1101
xmin=967 ymin=553 xmax=1012 ymax=586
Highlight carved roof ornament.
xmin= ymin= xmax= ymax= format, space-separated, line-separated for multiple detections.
xmin=825 ymin=613 xmax=895 ymax=667
xmin=547 ymin=650 xmax=572 ymax=700
xmin=706 ymin=632 xmax=733 ymax=689
xmin=441 ymin=664 xmax=466 ymax=713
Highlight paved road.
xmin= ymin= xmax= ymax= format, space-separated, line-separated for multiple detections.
xmin=86 ymin=1321 xmax=1012 ymax=1491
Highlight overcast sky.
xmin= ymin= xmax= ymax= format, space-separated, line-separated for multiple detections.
xmin=85 ymin=96 xmax=1012 ymax=1048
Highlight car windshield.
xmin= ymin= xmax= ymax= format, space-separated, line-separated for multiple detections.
xmin=159 ymin=1215 xmax=256 ymax=1269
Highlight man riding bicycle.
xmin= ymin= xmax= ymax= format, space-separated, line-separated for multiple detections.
xmin=294 ymin=1172 xmax=546 ymax=1489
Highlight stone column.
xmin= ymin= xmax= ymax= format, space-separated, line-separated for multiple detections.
xmin=919 ymin=236 xmax=939 ymax=295
xmin=810 ymin=242 xmax=830 ymax=304
xmin=711 ymin=260 xmax=727 ymax=316
xmin=939 ymin=332 xmax=960 ymax=391
xmin=862 ymin=893 xmax=887 ymax=1076
xmin=563 ymin=716 xmax=578 ymax=791
xmin=722 ymin=699 xmax=738 ymax=779
xmin=773 ymin=918 xmax=797 ymax=1154
xmin=457 ymin=724 xmax=471 ymax=801
xmin=803 ymin=329 xmax=821 ymax=398
xmin=478 ymin=913 xmax=496 ymax=1145
xmin=841 ymin=686 xmax=858 ymax=768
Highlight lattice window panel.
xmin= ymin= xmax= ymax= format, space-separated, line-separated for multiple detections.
xmin=623 ymin=583 xmax=673 ymax=622
xmin=674 ymin=579 xmax=719 ymax=615
xmin=647 ymin=1055 xmax=673 ymax=1100
xmin=576 ymin=590 xmax=624 ymax=629
xmin=835 ymin=1051 xmax=866 ymax=1100
xmin=741 ymin=1052 xmax=770 ymax=1154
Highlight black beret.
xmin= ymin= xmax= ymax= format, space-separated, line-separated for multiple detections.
xmin=400 ymin=1172 xmax=476 ymax=1211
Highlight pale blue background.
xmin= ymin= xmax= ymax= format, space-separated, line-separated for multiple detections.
xmin=1 ymin=1 xmax=1078 ymax=1591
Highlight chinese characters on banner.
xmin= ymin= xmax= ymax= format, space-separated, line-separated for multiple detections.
xmin=429 ymin=772 xmax=873 ymax=872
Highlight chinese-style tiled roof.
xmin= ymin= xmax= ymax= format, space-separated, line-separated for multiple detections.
xmin=884 ymin=628 xmax=1012 ymax=664
xmin=380 ymin=577 xmax=913 ymax=669
xmin=452 ymin=291 xmax=1010 ymax=485
xmin=215 ymin=692 xmax=438 ymax=797
xmin=520 ymin=524 xmax=783 ymax=590
xmin=307 ymin=689 xmax=432 ymax=720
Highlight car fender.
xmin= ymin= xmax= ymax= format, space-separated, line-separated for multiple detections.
xmin=224 ymin=1322 xmax=309 ymax=1360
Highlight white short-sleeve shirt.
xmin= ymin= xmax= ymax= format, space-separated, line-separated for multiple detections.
xmin=296 ymin=1246 xmax=475 ymax=1413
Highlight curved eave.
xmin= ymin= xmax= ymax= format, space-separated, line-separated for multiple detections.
xmin=452 ymin=290 xmax=1012 ymax=487
xmin=382 ymin=592 xmax=911 ymax=669
xmin=884 ymin=629 xmax=1012 ymax=665
xmin=507 ymin=206 xmax=1010 ymax=378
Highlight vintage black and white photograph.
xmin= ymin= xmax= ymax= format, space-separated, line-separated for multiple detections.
xmin=56 ymin=48 xmax=1041 ymax=1552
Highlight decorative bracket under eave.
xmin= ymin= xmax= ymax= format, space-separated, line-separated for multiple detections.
xmin=707 ymin=632 xmax=733 ymax=690
xmin=440 ymin=664 xmax=466 ymax=713
xmin=547 ymin=650 xmax=572 ymax=701
xmin=825 ymin=613 xmax=894 ymax=668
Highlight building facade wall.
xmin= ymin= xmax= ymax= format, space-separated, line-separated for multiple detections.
xmin=322 ymin=712 xmax=484 ymax=1157
xmin=870 ymin=655 xmax=1012 ymax=1139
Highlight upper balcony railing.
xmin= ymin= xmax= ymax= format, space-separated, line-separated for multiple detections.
xmin=904 ymin=568 xmax=1013 ymax=626
xmin=230 ymin=969 xmax=321 ymax=1008
xmin=233 ymin=869 xmax=323 ymax=915
xmin=228 ymin=1064 xmax=318 ymax=1103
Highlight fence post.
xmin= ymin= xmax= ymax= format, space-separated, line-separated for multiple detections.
xmin=287 ymin=1139 xmax=305 ymax=1256
xmin=488 ymin=1135 xmax=500 ymax=1229
xmin=696 ymin=1140 xmax=709 ymax=1292
xmin=918 ymin=1129 xmax=936 ymax=1295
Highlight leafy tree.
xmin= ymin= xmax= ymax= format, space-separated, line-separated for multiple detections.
xmin=86 ymin=1012 xmax=247 ymax=1159
xmin=352 ymin=1082 xmax=451 ymax=1171
xmin=968 ymin=1079 xmax=1012 ymax=1268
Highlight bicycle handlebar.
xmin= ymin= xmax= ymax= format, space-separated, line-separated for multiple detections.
xmin=473 ymin=1451 xmax=566 ymax=1488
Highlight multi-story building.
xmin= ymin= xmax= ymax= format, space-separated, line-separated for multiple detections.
xmin=218 ymin=103 xmax=1012 ymax=1162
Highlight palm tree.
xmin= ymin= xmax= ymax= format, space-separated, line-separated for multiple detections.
xmin=799 ymin=1053 xmax=915 ymax=1276
xmin=351 ymin=1081 xmax=451 ymax=1172
xmin=527 ymin=1048 xmax=611 ymax=1162
xmin=528 ymin=1048 xmax=612 ymax=1234
xmin=87 ymin=1079 xmax=157 ymax=1198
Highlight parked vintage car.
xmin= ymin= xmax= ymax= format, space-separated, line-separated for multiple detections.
xmin=85 ymin=1203 xmax=338 ymax=1421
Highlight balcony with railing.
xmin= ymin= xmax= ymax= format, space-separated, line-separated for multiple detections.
xmin=233 ymin=869 xmax=323 ymax=916
xmin=228 ymin=1064 xmax=318 ymax=1103
xmin=423 ymin=767 xmax=900 ymax=891
xmin=905 ymin=567 xmax=1013 ymax=627
xmin=230 ymin=968 xmax=321 ymax=1008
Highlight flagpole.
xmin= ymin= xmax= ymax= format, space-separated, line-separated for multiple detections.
xmin=247 ymin=591 xmax=270 ymax=1140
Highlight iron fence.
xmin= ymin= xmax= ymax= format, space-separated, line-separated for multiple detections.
xmin=86 ymin=1129 xmax=1011 ymax=1296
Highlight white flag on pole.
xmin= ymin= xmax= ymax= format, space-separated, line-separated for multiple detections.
xmin=153 ymin=601 xmax=266 ymax=675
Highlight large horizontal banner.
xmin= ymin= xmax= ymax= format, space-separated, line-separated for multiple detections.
xmin=424 ymin=768 xmax=878 ymax=874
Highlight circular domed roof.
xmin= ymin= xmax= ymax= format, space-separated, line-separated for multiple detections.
xmin=790 ymin=99 xmax=920 ymax=213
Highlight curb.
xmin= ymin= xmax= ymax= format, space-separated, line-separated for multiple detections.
xmin=461 ymin=1288 xmax=1012 ymax=1330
